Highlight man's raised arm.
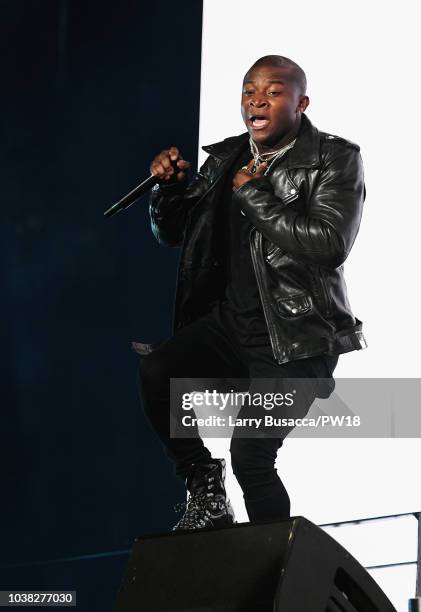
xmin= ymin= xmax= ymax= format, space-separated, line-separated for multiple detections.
xmin=149 ymin=146 xmax=214 ymax=248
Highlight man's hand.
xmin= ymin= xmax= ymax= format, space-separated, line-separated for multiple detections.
xmin=150 ymin=146 xmax=191 ymax=182
xmin=232 ymin=159 xmax=268 ymax=191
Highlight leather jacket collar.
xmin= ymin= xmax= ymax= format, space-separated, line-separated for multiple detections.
xmin=201 ymin=113 xmax=321 ymax=170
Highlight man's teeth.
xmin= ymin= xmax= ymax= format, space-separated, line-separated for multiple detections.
xmin=252 ymin=118 xmax=269 ymax=128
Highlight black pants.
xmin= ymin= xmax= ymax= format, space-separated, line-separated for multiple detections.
xmin=137 ymin=311 xmax=338 ymax=522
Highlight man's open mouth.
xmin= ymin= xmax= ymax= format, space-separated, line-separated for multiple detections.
xmin=249 ymin=115 xmax=270 ymax=130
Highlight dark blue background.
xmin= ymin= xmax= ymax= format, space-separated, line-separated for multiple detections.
xmin=1 ymin=1 xmax=203 ymax=608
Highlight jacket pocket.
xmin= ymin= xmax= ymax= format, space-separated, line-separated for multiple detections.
xmin=276 ymin=294 xmax=313 ymax=318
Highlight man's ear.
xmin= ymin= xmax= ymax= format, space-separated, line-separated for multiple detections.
xmin=297 ymin=95 xmax=310 ymax=113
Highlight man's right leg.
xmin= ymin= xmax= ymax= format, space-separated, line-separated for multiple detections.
xmin=137 ymin=313 xmax=248 ymax=481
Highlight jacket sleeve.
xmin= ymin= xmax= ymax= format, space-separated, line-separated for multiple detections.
xmin=232 ymin=141 xmax=366 ymax=269
xmin=149 ymin=156 xmax=215 ymax=247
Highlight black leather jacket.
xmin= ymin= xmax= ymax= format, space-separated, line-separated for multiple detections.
xmin=148 ymin=113 xmax=367 ymax=365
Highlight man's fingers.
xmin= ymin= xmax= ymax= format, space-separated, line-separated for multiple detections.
xmin=177 ymin=159 xmax=190 ymax=169
xmin=150 ymin=147 xmax=190 ymax=181
xmin=242 ymin=159 xmax=268 ymax=175
xmin=168 ymin=146 xmax=180 ymax=161
xmin=151 ymin=161 xmax=166 ymax=176
xmin=160 ymin=152 xmax=173 ymax=171
xmin=255 ymin=161 xmax=268 ymax=174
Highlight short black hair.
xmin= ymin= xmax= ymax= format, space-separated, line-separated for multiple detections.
xmin=246 ymin=55 xmax=307 ymax=95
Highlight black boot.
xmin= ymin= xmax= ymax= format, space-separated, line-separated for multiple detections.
xmin=172 ymin=458 xmax=235 ymax=531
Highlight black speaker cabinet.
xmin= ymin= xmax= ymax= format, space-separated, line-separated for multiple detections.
xmin=114 ymin=516 xmax=396 ymax=612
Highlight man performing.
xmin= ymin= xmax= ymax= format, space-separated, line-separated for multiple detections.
xmin=137 ymin=55 xmax=366 ymax=531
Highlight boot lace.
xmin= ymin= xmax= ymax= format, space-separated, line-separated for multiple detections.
xmin=173 ymin=475 xmax=224 ymax=529
xmin=173 ymin=491 xmax=210 ymax=529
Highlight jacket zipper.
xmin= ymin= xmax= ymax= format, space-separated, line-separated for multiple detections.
xmin=265 ymin=243 xmax=282 ymax=263
xmin=318 ymin=267 xmax=331 ymax=316
xmin=249 ymin=227 xmax=283 ymax=364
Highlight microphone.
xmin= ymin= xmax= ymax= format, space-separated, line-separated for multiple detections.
xmin=103 ymin=160 xmax=182 ymax=218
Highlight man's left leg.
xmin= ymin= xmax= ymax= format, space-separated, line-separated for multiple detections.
xmin=230 ymin=435 xmax=288 ymax=521
xmin=230 ymin=353 xmax=338 ymax=522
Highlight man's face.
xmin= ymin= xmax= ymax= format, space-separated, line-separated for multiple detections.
xmin=241 ymin=64 xmax=307 ymax=146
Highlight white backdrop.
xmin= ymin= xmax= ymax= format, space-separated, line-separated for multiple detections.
xmin=199 ymin=0 xmax=421 ymax=607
